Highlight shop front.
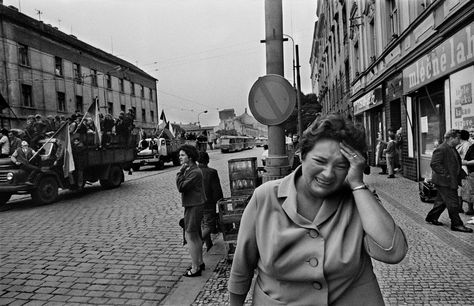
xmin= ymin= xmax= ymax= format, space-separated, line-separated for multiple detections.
xmin=402 ymin=21 xmax=474 ymax=181
xmin=353 ymin=85 xmax=384 ymax=165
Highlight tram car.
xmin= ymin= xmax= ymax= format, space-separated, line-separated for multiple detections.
xmin=220 ymin=136 xmax=255 ymax=153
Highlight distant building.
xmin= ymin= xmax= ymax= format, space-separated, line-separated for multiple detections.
xmin=0 ymin=4 xmax=158 ymax=133
xmin=217 ymin=108 xmax=267 ymax=138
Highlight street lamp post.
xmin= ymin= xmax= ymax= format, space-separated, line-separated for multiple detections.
xmin=283 ymin=34 xmax=302 ymax=140
xmin=197 ymin=110 xmax=208 ymax=128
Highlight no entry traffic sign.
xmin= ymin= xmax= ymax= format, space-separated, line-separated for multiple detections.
xmin=248 ymin=74 xmax=296 ymax=125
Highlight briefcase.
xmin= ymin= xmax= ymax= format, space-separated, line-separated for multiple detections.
xmin=419 ymin=180 xmax=437 ymax=203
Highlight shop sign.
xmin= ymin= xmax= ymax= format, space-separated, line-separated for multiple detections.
xmin=450 ymin=66 xmax=474 ymax=129
xmin=353 ymin=86 xmax=383 ymax=115
xmin=403 ymin=22 xmax=474 ymax=93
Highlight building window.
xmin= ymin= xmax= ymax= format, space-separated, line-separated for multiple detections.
xmin=21 ymin=84 xmax=33 ymax=107
xmin=130 ymin=82 xmax=135 ymax=95
xmin=149 ymin=88 xmax=153 ymax=101
xmin=369 ymin=18 xmax=376 ymax=60
xmin=91 ymin=69 xmax=98 ymax=87
xmin=120 ymin=104 xmax=126 ymax=113
xmin=132 ymin=106 xmax=137 ymax=117
xmin=140 ymin=85 xmax=145 ymax=98
xmin=55 ymin=56 xmax=63 ymax=76
xmin=57 ymin=92 xmax=66 ymax=111
xmin=76 ymin=96 xmax=83 ymax=113
xmin=19 ymin=43 xmax=30 ymax=66
xmin=106 ymin=74 xmax=112 ymax=89
xmin=141 ymin=109 xmax=146 ymax=122
xmin=73 ymin=63 xmax=82 ymax=84
xmin=150 ymin=110 xmax=154 ymax=122
xmin=389 ymin=0 xmax=399 ymax=37
xmin=120 ymin=78 xmax=124 ymax=92
xmin=108 ymin=102 xmax=113 ymax=115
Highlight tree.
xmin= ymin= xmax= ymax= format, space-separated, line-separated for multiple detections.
xmin=282 ymin=92 xmax=322 ymax=135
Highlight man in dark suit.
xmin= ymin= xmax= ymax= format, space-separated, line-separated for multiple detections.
xmin=10 ymin=140 xmax=41 ymax=185
xmin=426 ymin=130 xmax=473 ymax=233
xmin=198 ymin=151 xmax=223 ymax=251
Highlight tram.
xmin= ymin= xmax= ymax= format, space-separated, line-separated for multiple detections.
xmin=220 ymin=135 xmax=255 ymax=153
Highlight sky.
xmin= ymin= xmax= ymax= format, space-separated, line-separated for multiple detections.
xmin=5 ymin=0 xmax=317 ymax=126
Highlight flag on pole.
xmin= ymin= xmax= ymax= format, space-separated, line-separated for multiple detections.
xmin=159 ymin=110 xmax=167 ymax=124
xmin=169 ymin=122 xmax=175 ymax=138
xmin=86 ymin=98 xmax=102 ymax=145
xmin=55 ymin=123 xmax=75 ymax=178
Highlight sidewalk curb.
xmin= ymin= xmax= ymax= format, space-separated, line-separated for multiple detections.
xmin=161 ymin=236 xmax=227 ymax=306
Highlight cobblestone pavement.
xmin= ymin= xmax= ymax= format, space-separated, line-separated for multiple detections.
xmin=2 ymin=148 xmax=474 ymax=305
xmin=192 ymin=167 xmax=474 ymax=306
xmin=0 ymin=148 xmax=239 ymax=305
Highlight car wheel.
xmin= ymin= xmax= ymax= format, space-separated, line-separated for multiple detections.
xmin=31 ymin=176 xmax=59 ymax=205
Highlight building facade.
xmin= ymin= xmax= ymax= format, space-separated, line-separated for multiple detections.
xmin=0 ymin=4 xmax=158 ymax=133
xmin=217 ymin=108 xmax=268 ymax=138
xmin=311 ymin=0 xmax=474 ymax=181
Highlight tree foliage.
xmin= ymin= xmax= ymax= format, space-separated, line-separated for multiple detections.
xmin=281 ymin=92 xmax=322 ymax=135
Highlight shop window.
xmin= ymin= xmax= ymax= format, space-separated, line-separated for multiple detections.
xmin=55 ymin=56 xmax=63 ymax=76
xmin=19 ymin=43 xmax=30 ymax=66
xmin=21 ymin=84 xmax=33 ymax=107
xmin=57 ymin=92 xmax=66 ymax=112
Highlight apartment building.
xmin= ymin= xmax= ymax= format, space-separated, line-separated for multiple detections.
xmin=311 ymin=0 xmax=474 ymax=181
xmin=0 ymin=4 xmax=158 ymax=133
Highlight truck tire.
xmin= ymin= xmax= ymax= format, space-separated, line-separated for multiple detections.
xmin=31 ymin=176 xmax=59 ymax=205
xmin=132 ymin=164 xmax=140 ymax=171
xmin=0 ymin=193 xmax=12 ymax=205
xmin=155 ymin=160 xmax=165 ymax=170
xmin=100 ymin=165 xmax=123 ymax=188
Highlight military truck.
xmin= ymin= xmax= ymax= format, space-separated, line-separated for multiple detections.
xmin=0 ymin=134 xmax=136 ymax=205
xmin=132 ymin=137 xmax=184 ymax=171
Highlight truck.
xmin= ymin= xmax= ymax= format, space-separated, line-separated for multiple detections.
xmin=0 ymin=134 xmax=136 ymax=205
xmin=132 ymin=137 xmax=185 ymax=171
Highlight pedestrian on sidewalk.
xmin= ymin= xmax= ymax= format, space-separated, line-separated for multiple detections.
xmin=425 ymin=129 xmax=473 ymax=233
xmin=176 ymin=144 xmax=207 ymax=277
xmin=375 ymin=132 xmax=387 ymax=174
xmin=384 ymin=133 xmax=396 ymax=178
xmin=461 ymin=139 xmax=474 ymax=215
xmin=228 ymin=114 xmax=408 ymax=306
xmin=457 ymin=129 xmax=471 ymax=213
xmin=197 ymin=151 xmax=223 ymax=252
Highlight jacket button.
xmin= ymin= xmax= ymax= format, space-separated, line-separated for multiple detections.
xmin=308 ymin=257 xmax=319 ymax=267
xmin=312 ymin=282 xmax=322 ymax=290
xmin=308 ymin=229 xmax=319 ymax=238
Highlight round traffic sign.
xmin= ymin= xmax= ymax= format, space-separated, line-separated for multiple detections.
xmin=248 ymin=74 xmax=296 ymax=125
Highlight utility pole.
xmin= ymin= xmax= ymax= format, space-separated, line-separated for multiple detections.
xmin=295 ymin=45 xmax=303 ymax=140
xmin=262 ymin=0 xmax=290 ymax=182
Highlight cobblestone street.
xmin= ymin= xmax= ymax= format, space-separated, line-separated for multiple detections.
xmin=1 ymin=147 xmax=474 ymax=305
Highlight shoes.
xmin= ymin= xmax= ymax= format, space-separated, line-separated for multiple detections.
xmin=465 ymin=210 xmax=474 ymax=215
xmin=183 ymin=265 xmax=203 ymax=277
xmin=451 ymin=225 xmax=473 ymax=233
xmin=387 ymin=175 xmax=395 ymax=178
xmin=426 ymin=219 xmax=443 ymax=226
xmin=186 ymin=263 xmax=205 ymax=271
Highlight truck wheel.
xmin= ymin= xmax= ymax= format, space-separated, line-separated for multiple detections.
xmin=0 ymin=193 xmax=12 ymax=205
xmin=132 ymin=164 xmax=140 ymax=171
xmin=100 ymin=165 xmax=123 ymax=189
xmin=31 ymin=176 xmax=59 ymax=205
xmin=155 ymin=160 xmax=165 ymax=170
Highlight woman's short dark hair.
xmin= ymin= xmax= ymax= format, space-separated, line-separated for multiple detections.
xmin=179 ymin=144 xmax=199 ymax=162
xmin=460 ymin=129 xmax=470 ymax=141
xmin=300 ymin=114 xmax=367 ymax=160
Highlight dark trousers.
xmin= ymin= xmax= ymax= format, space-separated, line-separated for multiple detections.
xmin=426 ymin=185 xmax=464 ymax=226
xmin=20 ymin=163 xmax=40 ymax=182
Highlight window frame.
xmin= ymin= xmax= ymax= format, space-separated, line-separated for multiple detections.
xmin=75 ymin=95 xmax=83 ymax=113
xmin=19 ymin=43 xmax=30 ymax=66
xmin=57 ymin=91 xmax=66 ymax=112
xmin=91 ymin=69 xmax=98 ymax=87
xmin=73 ymin=63 xmax=82 ymax=84
xmin=55 ymin=56 xmax=63 ymax=77
xmin=21 ymin=84 xmax=33 ymax=107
